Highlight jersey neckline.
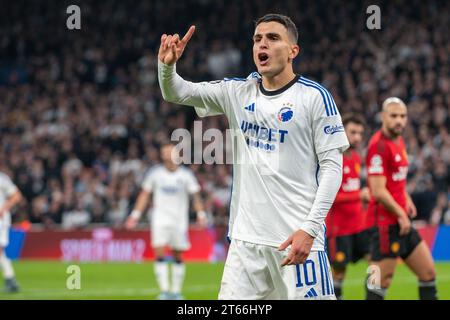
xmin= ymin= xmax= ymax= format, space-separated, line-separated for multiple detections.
xmin=259 ymin=74 xmax=300 ymax=96
xmin=379 ymin=129 xmax=402 ymax=144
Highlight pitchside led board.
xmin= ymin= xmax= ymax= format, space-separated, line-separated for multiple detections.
xmin=6 ymin=225 xmax=450 ymax=262
xmin=6 ymin=227 xmax=225 ymax=262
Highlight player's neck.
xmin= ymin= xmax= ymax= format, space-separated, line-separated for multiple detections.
xmin=381 ymin=127 xmax=399 ymax=140
xmin=164 ymin=163 xmax=178 ymax=172
xmin=261 ymin=69 xmax=297 ymax=91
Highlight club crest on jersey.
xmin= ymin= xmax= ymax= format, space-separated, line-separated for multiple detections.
xmin=277 ymin=103 xmax=294 ymax=123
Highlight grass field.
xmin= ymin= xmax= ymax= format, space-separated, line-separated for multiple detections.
xmin=0 ymin=260 xmax=449 ymax=300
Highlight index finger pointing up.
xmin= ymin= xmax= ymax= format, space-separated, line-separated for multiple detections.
xmin=181 ymin=25 xmax=196 ymax=44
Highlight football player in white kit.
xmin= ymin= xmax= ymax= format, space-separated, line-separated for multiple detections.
xmin=157 ymin=14 xmax=349 ymax=299
xmin=0 ymin=171 xmax=22 ymax=293
xmin=126 ymin=142 xmax=207 ymax=300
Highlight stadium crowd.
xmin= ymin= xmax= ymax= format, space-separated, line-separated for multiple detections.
xmin=0 ymin=0 xmax=449 ymax=232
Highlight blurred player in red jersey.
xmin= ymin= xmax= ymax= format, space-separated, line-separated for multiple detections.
xmin=325 ymin=114 xmax=371 ymax=299
xmin=365 ymin=97 xmax=438 ymax=300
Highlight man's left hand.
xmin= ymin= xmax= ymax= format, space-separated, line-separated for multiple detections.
xmin=279 ymin=229 xmax=315 ymax=266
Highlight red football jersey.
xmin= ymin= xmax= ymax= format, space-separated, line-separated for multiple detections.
xmin=326 ymin=149 xmax=365 ymax=237
xmin=366 ymin=130 xmax=409 ymax=227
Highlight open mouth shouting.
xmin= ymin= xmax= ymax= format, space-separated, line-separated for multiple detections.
xmin=258 ymin=52 xmax=270 ymax=66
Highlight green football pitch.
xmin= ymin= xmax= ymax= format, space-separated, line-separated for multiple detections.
xmin=1 ymin=260 xmax=449 ymax=300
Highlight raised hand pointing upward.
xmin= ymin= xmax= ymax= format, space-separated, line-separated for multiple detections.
xmin=158 ymin=25 xmax=195 ymax=65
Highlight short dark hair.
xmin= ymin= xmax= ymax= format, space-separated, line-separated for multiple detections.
xmin=255 ymin=14 xmax=298 ymax=43
xmin=342 ymin=113 xmax=366 ymax=127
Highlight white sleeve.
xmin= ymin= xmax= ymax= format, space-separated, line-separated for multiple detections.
xmin=0 ymin=173 xmax=18 ymax=197
xmin=186 ymin=171 xmax=201 ymax=195
xmin=141 ymin=170 xmax=155 ymax=193
xmin=310 ymin=90 xmax=349 ymax=154
xmin=158 ymin=61 xmax=230 ymax=117
xmin=300 ymin=149 xmax=343 ymax=238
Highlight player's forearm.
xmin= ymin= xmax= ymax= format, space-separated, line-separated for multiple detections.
xmin=301 ymin=149 xmax=343 ymax=238
xmin=158 ymin=61 xmax=199 ymax=106
xmin=405 ymin=192 xmax=414 ymax=206
xmin=373 ymin=188 xmax=406 ymax=218
xmin=131 ymin=191 xmax=150 ymax=219
xmin=192 ymin=193 xmax=204 ymax=213
xmin=192 ymin=194 xmax=207 ymax=222
xmin=134 ymin=194 xmax=149 ymax=212
xmin=158 ymin=60 xmax=227 ymax=117
xmin=2 ymin=191 xmax=22 ymax=212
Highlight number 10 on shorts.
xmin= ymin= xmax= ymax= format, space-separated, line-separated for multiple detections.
xmin=295 ymin=260 xmax=317 ymax=287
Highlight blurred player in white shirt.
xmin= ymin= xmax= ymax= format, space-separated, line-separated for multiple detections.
xmin=126 ymin=142 xmax=207 ymax=300
xmin=0 ymin=171 xmax=22 ymax=293
xmin=158 ymin=14 xmax=349 ymax=299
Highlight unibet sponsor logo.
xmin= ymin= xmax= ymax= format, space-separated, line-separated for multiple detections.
xmin=161 ymin=185 xmax=180 ymax=193
xmin=240 ymin=120 xmax=289 ymax=152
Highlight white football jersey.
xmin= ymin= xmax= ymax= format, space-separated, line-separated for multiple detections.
xmin=189 ymin=73 xmax=349 ymax=251
xmin=142 ymin=165 xmax=200 ymax=230
xmin=0 ymin=171 xmax=18 ymax=226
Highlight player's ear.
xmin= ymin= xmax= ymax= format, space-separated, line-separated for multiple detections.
xmin=290 ymin=44 xmax=300 ymax=60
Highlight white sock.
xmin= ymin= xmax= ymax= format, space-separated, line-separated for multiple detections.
xmin=154 ymin=261 xmax=169 ymax=293
xmin=171 ymin=263 xmax=185 ymax=294
xmin=0 ymin=253 xmax=15 ymax=279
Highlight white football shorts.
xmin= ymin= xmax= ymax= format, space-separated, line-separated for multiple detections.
xmin=150 ymin=224 xmax=191 ymax=251
xmin=0 ymin=214 xmax=11 ymax=248
xmin=219 ymin=239 xmax=336 ymax=300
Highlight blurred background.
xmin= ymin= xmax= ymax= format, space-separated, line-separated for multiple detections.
xmin=0 ymin=0 xmax=449 ymax=298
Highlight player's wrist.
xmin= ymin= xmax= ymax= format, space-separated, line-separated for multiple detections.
xmin=396 ymin=208 xmax=408 ymax=218
xmin=158 ymin=59 xmax=176 ymax=70
xmin=299 ymin=221 xmax=319 ymax=239
xmin=197 ymin=210 xmax=207 ymax=219
xmin=130 ymin=210 xmax=142 ymax=220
